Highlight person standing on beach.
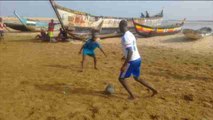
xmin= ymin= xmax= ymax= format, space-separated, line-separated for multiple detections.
xmin=0 ymin=17 xmax=9 ymax=41
xmin=48 ymin=19 xmax=59 ymax=42
xmin=118 ymin=20 xmax=158 ymax=100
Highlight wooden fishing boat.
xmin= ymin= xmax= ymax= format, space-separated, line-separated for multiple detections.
xmin=49 ymin=0 xmax=163 ymax=39
xmin=5 ymin=11 xmax=59 ymax=32
xmin=5 ymin=22 xmax=29 ymax=31
xmin=182 ymin=27 xmax=212 ymax=40
xmin=133 ymin=19 xmax=185 ymax=37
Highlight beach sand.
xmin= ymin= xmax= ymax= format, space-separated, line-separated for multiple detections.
xmin=0 ymin=33 xmax=213 ymax=120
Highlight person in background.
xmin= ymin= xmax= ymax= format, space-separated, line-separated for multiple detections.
xmin=48 ymin=19 xmax=59 ymax=42
xmin=0 ymin=17 xmax=9 ymax=41
xmin=57 ymin=28 xmax=68 ymax=42
xmin=35 ymin=29 xmax=49 ymax=41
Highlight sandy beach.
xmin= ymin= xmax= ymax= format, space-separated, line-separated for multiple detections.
xmin=0 ymin=33 xmax=213 ymax=120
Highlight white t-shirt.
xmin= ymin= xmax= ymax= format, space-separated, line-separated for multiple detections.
xmin=121 ymin=31 xmax=141 ymax=61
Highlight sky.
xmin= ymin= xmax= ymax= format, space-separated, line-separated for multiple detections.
xmin=0 ymin=1 xmax=213 ymax=20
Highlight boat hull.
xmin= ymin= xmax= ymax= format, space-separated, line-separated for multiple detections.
xmin=55 ymin=3 xmax=163 ymax=29
xmin=5 ymin=23 xmax=29 ymax=31
xmin=53 ymin=2 xmax=163 ymax=38
xmin=183 ymin=27 xmax=212 ymax=40
xmin=133 ymin=20 xmax=184 ymax=37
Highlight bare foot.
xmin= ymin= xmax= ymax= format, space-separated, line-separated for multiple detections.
xmin=94 ymin=67 xmax=98 ymax=70
xmin=128 ymin=96 xmax=136 ymax=100
xmin=151 ymin=90 xmax=158 ymax=97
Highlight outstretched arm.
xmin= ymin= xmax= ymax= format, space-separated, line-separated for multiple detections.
xmin=54 ymin=23 xmax=61 ymax=25
xmin=99 ymin=47 xmax=107 ymax=57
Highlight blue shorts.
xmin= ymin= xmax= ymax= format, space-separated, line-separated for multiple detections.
xmin=83 ymin=49 xmax=95 ymax=56
xmin=119 ymin=58 xmax=142 ymax=79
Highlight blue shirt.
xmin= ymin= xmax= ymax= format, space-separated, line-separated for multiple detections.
xmin=83 ymin=39 xmax=100 ymax=55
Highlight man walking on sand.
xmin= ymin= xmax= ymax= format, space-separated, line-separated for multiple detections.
xmin=118 ymin=20 xmax=158 ymax=100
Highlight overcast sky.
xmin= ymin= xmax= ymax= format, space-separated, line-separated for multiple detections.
xmin=0 ymin=1 xmax=213 ymax=20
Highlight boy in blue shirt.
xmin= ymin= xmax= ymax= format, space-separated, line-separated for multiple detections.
xmin=79 ymin=30 xmax=106 ymax=71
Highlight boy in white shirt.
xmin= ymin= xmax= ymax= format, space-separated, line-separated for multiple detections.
xmin=119 ymin=20 xmax=158 ymax=100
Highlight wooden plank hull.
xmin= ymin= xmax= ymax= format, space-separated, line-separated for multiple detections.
xmin=67 ymin=31 xmax=123 ymax=40
xmin=5 ymin=22 xmax=59 ymax=32
xmin=6 ymin=11 xmax=60 ymax=32
xmin=55 ymin=3 xmax=163 ymax=29
xmin=51 ymin=1 xmax=163 ymax=38
xmin=49 ymin=0 xmax=163 ymax=39
xmin=183 ymin=27 xmax=212 ymax=40
xmin=5 ymin=23 xmax=29 ymax=31
xmin=133 ymin=19 xmax=185 ymax=37
xmin=68 ymin=26 xmax=137 ymax=39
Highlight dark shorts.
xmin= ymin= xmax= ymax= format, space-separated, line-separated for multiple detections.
xmin=119 ymin=58 xmax=142 ymax=79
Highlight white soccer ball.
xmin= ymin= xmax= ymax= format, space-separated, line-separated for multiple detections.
xmin=105 ymin=84 xmax=114 ymax=95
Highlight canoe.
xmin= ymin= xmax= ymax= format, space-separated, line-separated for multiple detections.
xmin=182 ymin=27 xmax=212 ymax=40
xmin=5 ymin=22 xmax=29 ymax=31
xmin=49 ymin=0 xmax=163 ymax=39
xmin=133 ymin=19 xmax=185 ymax=37
xmin=6 ymin=11 xmax=59 ymax=32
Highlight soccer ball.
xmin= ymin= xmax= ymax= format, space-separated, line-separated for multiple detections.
xmin=105 ymin=84 xmax=114 ymax=95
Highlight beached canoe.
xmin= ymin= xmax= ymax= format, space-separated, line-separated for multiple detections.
xmin=5 ymin=22 xmax=29 ymax=32
xmin=49 ymin=0 xmax=163 ymax=39
xmin=133 ymin=19 xmax=185 ymax=37
xmin=5 ymin=11 xmax=59 ymax=32
xmin=182 ymin=27 xmax=212 ymax=40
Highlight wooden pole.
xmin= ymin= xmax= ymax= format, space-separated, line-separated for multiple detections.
xmin=49 ymin=0 xmax=65 ymax=31
xmin=49 ymin=0 xmax=86 ymax=40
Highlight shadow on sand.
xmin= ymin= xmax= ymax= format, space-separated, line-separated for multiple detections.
xmin=8 ymin=39 xmax=47 ymax=43
xmin=34 ymin=83 xmax=125 ymax=100
xmin=162 ymin=36 xmax=195 ymax=43
xmin=43 ymin=64 xmax=83 ymax=72
xmin=44 ymin=64 xmax=74 ymax=70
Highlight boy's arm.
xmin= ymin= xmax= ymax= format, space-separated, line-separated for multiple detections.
xmin=121 ymin=48 xmax=132 ymax=72
xmin=99 ymin=47 xmax=107 ymax=57
xmin=54 ymin=23 xmax=60 ymax=25
xmin=121 ymin=36 xmax=133 ymax=71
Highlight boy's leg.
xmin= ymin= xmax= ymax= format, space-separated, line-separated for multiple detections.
xmin=133 ymin=76 xmax=158 ymax=96
xmin=93 ymin=55 xmax=97 ymax=69
xmin=119 ymin=63 xmax=136 ymax=99
xmin=81 ymin=55 xmax=86 ymax=71
xmin=131 ymin=59 xmax=158 ymax=96
xmin=49 ymin=31 xmax=54 ymax=42
xmin=119 ymin=78 xmax=135 ymax=99
xmin=0 ymin=32 xmax=3 ymax=41
xmin=0 ymin=33 xmax=2 ymax=41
